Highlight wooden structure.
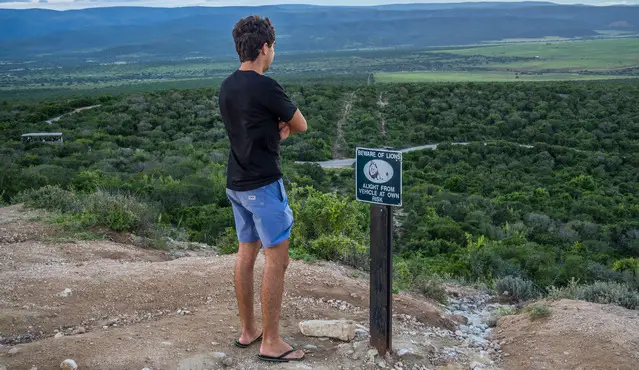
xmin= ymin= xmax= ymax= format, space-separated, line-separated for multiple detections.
xmin=21 ymin=132 xmax=64 ymax=144
xmin=370 ymin=204 xmax=393 ymax=354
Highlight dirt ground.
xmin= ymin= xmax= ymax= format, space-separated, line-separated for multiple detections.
xmin=0 ymin=205 xmax=448 ymax=370
xmin=2 ymin=204 xmax=639 ymax=370
xmin=496 ymin=299 xmax=639 ymax=370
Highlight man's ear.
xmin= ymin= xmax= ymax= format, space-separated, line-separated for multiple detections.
xmin=261 ymin=43 xmax=269 ymax=55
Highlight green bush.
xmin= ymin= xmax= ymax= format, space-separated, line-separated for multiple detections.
xmin=216 ymin=227 xmax=240 ymax=255
xmin=289 ymin=247 xmax=318 ymax=263
xmin=53 ymin=212 xmax=98 ymax=232
xmin=83 ymin=189 xmax=157 ymax=233
xmin=393 ymin=258 xmax=413 ymax=290
xmin=577 ymin=281 xmax=639 ymax=310
xmin=622 ymin=270 xmax=639 ymax=291
xmin=71 ymin=170 xmax=105 ymax=193
xmin=134 ymin=224 xmax=192 ymax=250
xmin=548 ymin=279 xmax=639 ymax=310
xmin=495 ymin=275 xmax=540 ymax=301
xmin=15 ymin=185 xmax=80 ymax=213
xmin=288 ymin=184 xmax=370 ymax=268
xmin=178 ymin=204 xmax=234 ymax=243
xmin=307 ymin=234 xmax=369 ymax=270
xmin=547 ymin=277 xmax=580 ymax=300
xmin=413 ymin=274 xmax=448 ymax=304
xmin=525 ymin=304 xmax=551 ymax=320
xmin=494 ymin=306 xmax=518 ymax=318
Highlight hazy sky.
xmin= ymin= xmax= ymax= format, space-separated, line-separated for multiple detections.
xmin=0 ymin=0 xmax=637 ymax=10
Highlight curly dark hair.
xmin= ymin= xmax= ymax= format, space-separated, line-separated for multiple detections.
xmin=232 ymin=15 xmax=276 ymax=63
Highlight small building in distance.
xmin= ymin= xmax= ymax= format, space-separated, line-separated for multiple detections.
xmin=21 ymin=132 xmax=64 ymax=144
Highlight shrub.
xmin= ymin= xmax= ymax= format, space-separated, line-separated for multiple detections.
xmin=289 ymin=247 xmax=318 ymax=264
xmin=621 ymin=270 xmax=639 ymax=291
xmin=15 ymin=185 xmax=80 ymax=213
xmin=547 ymin=279 xmax=639 ymax=310
xmin=577 ymin=281 xmax=639 ymax=310
xmin=307 ymin=234 xmax=369 ymax=270
xmin=547 ymin=277 xmax=580 ymax=300
xmin=287 ymin=184 xmax=370 ymax=268
xmin=137 ymin=224 xmax=192 ymax=250
xmin=0 ymin=190 xmax=7 ymax=206
xmin=494 ymin=306 xmax=518 ymax=318
xmin=289 ymin=185 xmax=368 ymax=243
xmin=178 ymin=204 xmax=234 ymax=243
xmin=413 ymin=274 xmax=448 ymax=304
xmin=495 ymin=275 xmax=540 ymax=301
xmin=83 ymin=189 xmax=157 ymax=233
xmin=53 ymin=212 xmax=98 ymax=232
xmin=525 ymin=304 xmax=551 ymax=320
xmin=393 ymin=258 xmax=413 ymax=290
xmin=216 ymin=227 xmax=240 ymax=255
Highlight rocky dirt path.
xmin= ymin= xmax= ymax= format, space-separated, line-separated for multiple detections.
xmin=45 ymin=105 xmax=101 ymax=125
xmin=377 ymin=92 xmax=388 ymax=138
xmin=2 ymin=204 xmax=638 ymax=370
xmin=332 ymin=92 xmax=356 ymax=160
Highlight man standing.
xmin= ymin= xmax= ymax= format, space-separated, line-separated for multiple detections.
xmin=219 ymin=15 xmax=307 ymax=362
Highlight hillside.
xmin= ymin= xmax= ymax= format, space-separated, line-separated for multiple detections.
xmin=1 ymin=3 xmax=638 ymax=61
xmin=2 ymin=205 xmax=639 ymax=369
xmin=2 ymin=81 xmax=638 ymax=294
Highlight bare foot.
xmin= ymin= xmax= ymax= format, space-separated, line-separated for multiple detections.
xmin=260 ymin=337 xmax=305 ymax=360
xmin=237 ymin=329 xmax=262 ymax=346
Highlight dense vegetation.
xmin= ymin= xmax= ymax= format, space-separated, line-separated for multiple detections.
xmin=1 ymin=79 xmax=638 ymax=301
xmin=398 ymin=142 xmax=639 ymax=288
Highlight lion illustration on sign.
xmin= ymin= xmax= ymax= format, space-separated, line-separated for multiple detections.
xmin=364 ymin=159 xmax=393 ymax=184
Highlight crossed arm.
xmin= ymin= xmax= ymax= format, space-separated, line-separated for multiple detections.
xmin=279 ymin=108 xmax=307 ymax=141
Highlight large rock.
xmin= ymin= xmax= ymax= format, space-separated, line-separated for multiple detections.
xmin=299 ymin=320 xmax=356 ymax=341
xmin=278 ymin=364 xmax=334 ymax=370
xmin=60 ymin=359 xmax=78 ymax=369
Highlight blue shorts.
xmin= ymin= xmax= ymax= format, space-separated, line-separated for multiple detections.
xmin=225 ymin=179 xmax=294 ymax=248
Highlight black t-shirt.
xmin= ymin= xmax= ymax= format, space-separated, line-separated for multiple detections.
xmin=219 ymin=70 xmax=297 ymax=191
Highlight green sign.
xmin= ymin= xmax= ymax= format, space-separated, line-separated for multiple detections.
xmin=356 ymin=147 xmax=402 ymax=206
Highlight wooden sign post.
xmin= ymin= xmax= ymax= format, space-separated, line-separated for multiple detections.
xmin=355 ymin=147 xmax=402 ymax=355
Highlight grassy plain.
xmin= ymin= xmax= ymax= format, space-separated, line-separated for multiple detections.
xmin=375 ymin=72 xmax=638 ymax=83
xmin=431 ymin=38 xmax=639 ymax=71
xmin=1 ymin=37 xmax=637 ymax=98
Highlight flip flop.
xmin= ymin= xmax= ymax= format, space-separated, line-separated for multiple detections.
xmin=233 ymin=332 xmax=262 ymax=348
xmin=257 ymin=347 xmax=305 ymax=363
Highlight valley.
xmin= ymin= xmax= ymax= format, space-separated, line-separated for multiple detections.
xmin=1 ymin=2 xmax=639 ymax=369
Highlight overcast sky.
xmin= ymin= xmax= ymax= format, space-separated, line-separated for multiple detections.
xmin=1 ymin=0 xmax=637 ymax=10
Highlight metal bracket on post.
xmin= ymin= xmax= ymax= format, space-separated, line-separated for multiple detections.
xmin=370 ymin=204 xmax=393 ymax=355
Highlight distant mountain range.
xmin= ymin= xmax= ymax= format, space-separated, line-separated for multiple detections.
xmin=1 ymin=2 xmax=637 ymax=61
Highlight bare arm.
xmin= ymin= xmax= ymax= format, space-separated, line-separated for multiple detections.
xmin=284 ymin=109 xmax=307 ymax=134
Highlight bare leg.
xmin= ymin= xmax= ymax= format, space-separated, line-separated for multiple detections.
xmin=235 ymin=240 xmax=262 ymax=345
xmin=259 ymin=239 xmax=304 ymax=360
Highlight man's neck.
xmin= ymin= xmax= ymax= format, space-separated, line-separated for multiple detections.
xmin=238 ymin=61 xmax=264 ymax=74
